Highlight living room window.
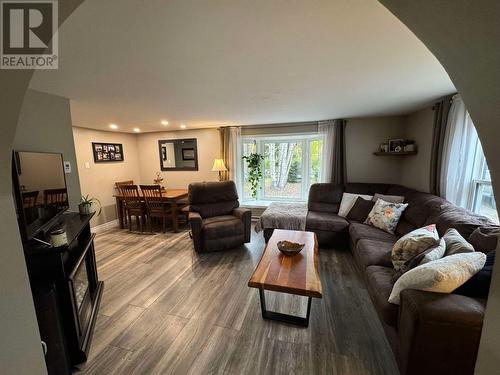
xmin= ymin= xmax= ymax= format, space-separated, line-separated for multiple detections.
xmin=470 ymin=143 xmax=498 ymax=223
xmin=242 ymin=134 xmax=323 ymax=203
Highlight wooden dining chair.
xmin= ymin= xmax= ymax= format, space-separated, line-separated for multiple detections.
xmin=177 ymin=197 xmax=189 ymax=225
xmin=119 ymin=184 xmax=147 ymax=232
xmin=22 ymin=190 xmax=39 ymax=223
xmin=115 ymin=180 xmax=134 ymax=226
xmin=44 ymin=188 xmax=69 ymax=208
xmin=22 ymin=190 xmax=39 ymax=208
xmin=140 ymin=185 xmax=171 ymax=233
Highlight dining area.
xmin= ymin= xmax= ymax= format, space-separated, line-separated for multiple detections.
xmin=113 ymin=180 xmax=189 ymax=233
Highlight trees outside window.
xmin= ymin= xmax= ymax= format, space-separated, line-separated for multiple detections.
xmin=242 ymin=135 xmax=323 ymax=202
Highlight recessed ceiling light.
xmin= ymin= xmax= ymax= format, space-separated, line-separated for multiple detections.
xmin=109 ymin=123 xmax=118 ymax=129
xmin=180 ymin=124 xmax=187 ymax=129
xmin=161 ymin=120 xmax=169 ymax=125
xmin=133 ymin=128 xmax=141 ymax=132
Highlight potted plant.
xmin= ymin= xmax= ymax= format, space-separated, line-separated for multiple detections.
xmin=242 ymin=152 xmax=264 ymax=199
xmin=79 ymin=195 xmax=102 ymax=216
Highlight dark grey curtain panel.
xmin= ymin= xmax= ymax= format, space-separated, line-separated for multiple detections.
xmin=332 ymin=119 xmax=347 ymax=185
xmin=429 ymin=94 xmax=454 ymax=195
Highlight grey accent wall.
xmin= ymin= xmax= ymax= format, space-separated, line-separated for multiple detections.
xmin=346 ymin=116 xmax=407 ymax=184
xmin=14 ymin=89 xmax=81 ymax=210
xmin=401 ymin=106 xmax=434 ymax=192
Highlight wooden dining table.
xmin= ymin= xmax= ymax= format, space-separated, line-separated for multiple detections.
xmin=114 ymin=189 xmax=188 ymax=232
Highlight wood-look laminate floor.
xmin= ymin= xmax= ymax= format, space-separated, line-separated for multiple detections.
xmin=74 ymin=226 xmax=399 ymax=375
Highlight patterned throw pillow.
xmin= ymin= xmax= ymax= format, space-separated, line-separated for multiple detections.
xmin=391 ymin=224 xmax=439 ymax=270
xmin=443 ymin=228 xmax=475 ymax=256
xmin=364 ymin=199 xmax=408 ymax=235
xmin=388 ymin=252 xmax=487 ymax=305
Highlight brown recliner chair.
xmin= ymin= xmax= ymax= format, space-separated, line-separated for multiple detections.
xmin=188 ymin=181 xmax=251 ymax=252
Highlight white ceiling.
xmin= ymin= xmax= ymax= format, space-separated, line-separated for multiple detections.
xmin=29 ymin=0 xmax=455 ymax=133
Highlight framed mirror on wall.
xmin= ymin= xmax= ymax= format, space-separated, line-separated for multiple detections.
xmin=158 ymin=138 xmax=198 ymax=171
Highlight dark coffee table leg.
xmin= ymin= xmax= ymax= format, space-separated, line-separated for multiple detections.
xmin=258 ymin=288 xmax=312 ymax=327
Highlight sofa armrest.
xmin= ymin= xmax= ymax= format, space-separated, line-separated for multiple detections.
xmin=398 ymin=289 xmax=485 ymax=375
xmin=188 ymin=212 xmax=204 ymax=252
xmin=233 ymin=207 xmax=252 ymax=243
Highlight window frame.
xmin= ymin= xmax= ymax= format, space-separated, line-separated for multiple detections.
xmin=241 ymin=133 xmax=324 ymax=203
xmin=468 ymin=140 xmax=498 ymax=223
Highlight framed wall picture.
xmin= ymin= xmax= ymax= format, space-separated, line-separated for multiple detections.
xmin=92 ymin=142 xmax=124 ymax=162
xmin=388 ymin=139 xmax=405 ymax=153
xmin=181 ymin=147 xmax=195 ymax=161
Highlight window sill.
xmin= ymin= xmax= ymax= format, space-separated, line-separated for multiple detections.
xmin=241 ymin=199 xmax=306 ymax=208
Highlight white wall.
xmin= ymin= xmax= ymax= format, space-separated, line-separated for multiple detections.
xmin=72 ymin=127 xmax=142 ymax=226
xmin=136 ymin=128 xmax=220 ymax=188
xmin=73 ymin=127 xmax=221 ymax=225
xmin=346 ymin=115 xmax=407 ymax=184
xmin=14 ymin=89 xmax=81 ymax=210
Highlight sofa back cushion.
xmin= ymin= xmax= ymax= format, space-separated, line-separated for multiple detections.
xmin=468 ymin=226 xmax=500 ymax=253
xmin=344 ymin=183 xmax=393 ymax=196
xmin=385 ymin=186 xmax=445 ymax=237
xmin=308 ymin=183 xmax=344 ymax=213
xmin=307 ymin=182 xmax=497 ymax=242
xmin=189 ymin=181 xmax=239 ymax=218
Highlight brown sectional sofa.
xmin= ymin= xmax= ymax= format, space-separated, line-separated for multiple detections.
xmin=306 ymin=183 xmax=498 ymax=375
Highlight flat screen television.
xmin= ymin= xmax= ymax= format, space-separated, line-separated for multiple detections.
xmin=12 ymin=151 xmax=69 ymax=241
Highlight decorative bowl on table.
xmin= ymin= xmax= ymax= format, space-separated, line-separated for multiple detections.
xmin=277 ymin=240 xmax=305 ymax=256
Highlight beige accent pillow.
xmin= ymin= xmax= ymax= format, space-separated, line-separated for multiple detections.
xmin=391 ymin=224 xmax=439 ymax=270
xmin=419 ymin=238 xmax=446 ymax=265
xmin=338 ymin=192 xmax=373 ymax=217
xmin=373 ymin=193 xmax=405 ymax=204
xmin=388 ymin=252 xmax=487 ymax=305
xmin=365 ymin=199 xmax=408 ymax=235
xmin=444 ymin=228 xmax=475 ymax=256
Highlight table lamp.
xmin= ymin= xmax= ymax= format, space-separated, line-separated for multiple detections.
xmin=211 ymin=159 xmax=228 ymax=181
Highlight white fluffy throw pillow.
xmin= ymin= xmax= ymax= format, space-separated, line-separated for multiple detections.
xmin=338 ymin=192 xmax=373 ymax=217
xmin=388 ymin=252 xmax=487 ymax=304
xmin=391 ymin=224 xmax=439 ymax=270
xmin=419 ymin=238 xmax=447 ymax=265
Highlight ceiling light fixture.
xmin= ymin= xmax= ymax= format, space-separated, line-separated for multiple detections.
xmin=161 ymin=120 xmax=169 ymax=125
xmin=180 ymin=124 xmax=186 ymax=129
xmin=133 ymin=128 xmax=141 ymax=132
xmin=109 ymin=123 xmax=118 ymax=129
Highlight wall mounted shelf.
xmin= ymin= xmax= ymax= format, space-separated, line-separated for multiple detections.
xmin=373 ymin=151 xmax=417 ymax=156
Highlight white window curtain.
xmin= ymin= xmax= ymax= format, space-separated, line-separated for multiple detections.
xmin=318 ymin=120 xmax=335 ymax=183
xmin=228 ymin=126 xmax=243 ymax=198
xmin=440 ymin=95 xmax=479 ymax=208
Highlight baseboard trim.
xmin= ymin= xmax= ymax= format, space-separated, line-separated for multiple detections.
xmin=92 ymin=219 xmax=119 ymax=233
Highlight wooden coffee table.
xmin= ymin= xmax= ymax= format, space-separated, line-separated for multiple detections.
xmin=248 ymin=229 xmax=322 ymax=327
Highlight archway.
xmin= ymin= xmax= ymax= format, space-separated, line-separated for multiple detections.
xmin=0 ymin=1 xmax=497 ymax=373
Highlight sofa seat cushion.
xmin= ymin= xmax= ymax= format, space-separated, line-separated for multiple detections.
xmin=349 ymin=222 xmax=398 ymax=245
xmin=306 ymin=211 xmax=349 ymax=232
xmin=354 ymin=239 xmax=394 ymax=269
xmin=203 ymin=215 xmax=243 ymax=239
xmin=365 ymin=266 xmax=399 ymax=327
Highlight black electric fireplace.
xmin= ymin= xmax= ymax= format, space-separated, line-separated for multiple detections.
xmin=25 ymin=212 xmax=103 ymax=374
xmin=12 ymin=151 xmax=103 ymax=374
